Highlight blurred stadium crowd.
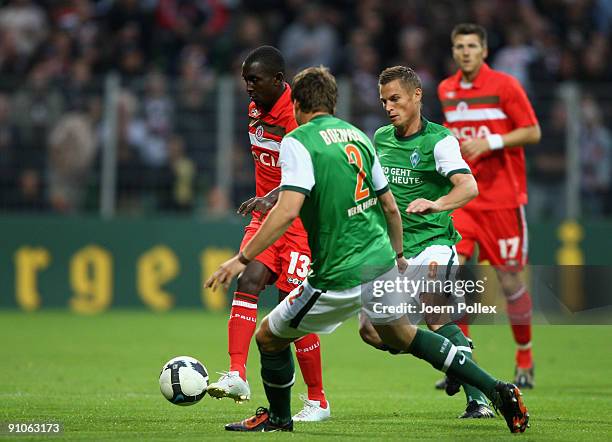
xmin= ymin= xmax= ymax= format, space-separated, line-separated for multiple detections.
xmin=0 ymin=0 xmax=610 ymax=218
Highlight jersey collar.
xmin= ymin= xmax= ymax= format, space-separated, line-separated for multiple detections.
xmin=394 ymin=116 xmax=428 ymax=141
xmin=450 ymin=63 xmax=492 ymax=90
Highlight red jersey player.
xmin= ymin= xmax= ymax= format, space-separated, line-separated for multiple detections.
xmin=207 ymin=46 xmax=330 ymax=422
xmin=438 ymin=24 xmax=541 ymax=390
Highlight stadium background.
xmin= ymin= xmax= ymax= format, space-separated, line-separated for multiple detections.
xmin=1 ymin=1 xmax=611 ymax=439
xmin=0 ymin=0 xmax=611 ymax=312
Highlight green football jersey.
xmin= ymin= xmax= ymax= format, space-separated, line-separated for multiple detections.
xmin=279 ymin=114 xmax=395 ymax=291
xmin=374 ymin=118 xmax=470 ymax=258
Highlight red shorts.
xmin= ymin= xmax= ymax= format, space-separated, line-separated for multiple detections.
xmin=452 ymin=206 xmax=528 ymax=270
xmin=240 ymin=218 xmax=311 ymax=293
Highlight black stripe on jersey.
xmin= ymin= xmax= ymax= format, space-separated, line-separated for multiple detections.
xmin=446 ymin=168 xmax=471 ymax=178
xmin=280 ymin=185 xmax=310 ymax=196
xmin=375 ymin=184 xmax=390 ymax=196
xmin=289 ymin=290 xmax=325 ymax=329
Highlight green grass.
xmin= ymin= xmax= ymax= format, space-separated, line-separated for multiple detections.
xmin=1 ymin=310 xmax=611 ymax=440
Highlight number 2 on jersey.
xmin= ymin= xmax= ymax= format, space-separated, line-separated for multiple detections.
xmin=345 ymin=144 xmax=370 ymax=202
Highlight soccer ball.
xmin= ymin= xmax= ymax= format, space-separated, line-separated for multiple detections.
xmin=159 ymin=356 xmax=208 ymax=405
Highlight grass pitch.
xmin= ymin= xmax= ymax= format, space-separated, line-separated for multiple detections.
xmin=1 ymin=310 xmax=611 ymax=440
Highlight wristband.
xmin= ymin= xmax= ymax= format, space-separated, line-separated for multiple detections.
xmin=396 ymin=251 xmax=404 ymax=259
xmin=238 ymin=251 xmax=251 ymax=265
xmin=486 ymin=134 xmax=504 ymax=150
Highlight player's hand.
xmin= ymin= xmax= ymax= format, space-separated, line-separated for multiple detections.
xmin=396 ymin=256 xmax=408 ymax=274
xmin=204 ymin=255 xmax=246 ymax=291
xmin=406 ymin=198 xmax=441 ymax=215
xmin=461 ymin=138 xmax=491 ymax=161
xmin=237 ymin=195 xmax=277 ymax=216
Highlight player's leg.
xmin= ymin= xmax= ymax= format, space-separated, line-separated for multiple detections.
xmin=225 ymin=316 xmax=297 ymax=432
xmin=481 ymin=207 xmax=534 ymax=388
xmin=419 ymin=245 xmax=493 ymax=417
xmin=292 ymin=332 xmax=329 ymax=421
xmin=435 ymin=209 xmax=476 ymax=391
xmin=277 ymin=289 xmax=329 ymax=421
xmin=207 ymin=259 xmax=274 ymax=401
xmin=371 ymin=319 xmax=529 ymax=433
xmin=230 ymin=261 xmax=273 ymax=377
xmin=277 ymin=237 xmax=329 ymax=420
xmin=433 ymin=269 xmax=470 ymax=393
xmin=497 ymin=268 xmax=534 ymax=388
xmin=208 ymin=223 xmax=279 ymax=400
xmin=225 ymin=281 xmax=360 ymax=432
xmin=452 ymin=207 xmax=479 ymax=339
xmin=428 ymin=322 xmax=494 ymax=418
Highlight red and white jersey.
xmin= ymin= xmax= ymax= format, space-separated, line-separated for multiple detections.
xmin=438 ymin=63 xmax=538 ymax=210
xmin=247 ymin=83 xmax=305 ymax=235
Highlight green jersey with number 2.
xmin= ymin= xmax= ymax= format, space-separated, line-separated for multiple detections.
xmin=279 ymin=114 xmax=395 ymax=290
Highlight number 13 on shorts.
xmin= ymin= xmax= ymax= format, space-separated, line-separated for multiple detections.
xmin=288 ymin=251 xmax=310 ymax=278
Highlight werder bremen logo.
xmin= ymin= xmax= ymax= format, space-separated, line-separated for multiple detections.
xmin=410 ymin=150 xmax=420 ymax=168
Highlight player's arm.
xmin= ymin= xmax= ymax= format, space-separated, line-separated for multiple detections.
xmin=433 ymin=173 xmax=477 ymax=211
xmin=407 ymin=135 xmax=477 ymax=214
xmin=496 ymin=124 xmax=541 ymax=148
xmin=407 ymin=173 xmax=477 ymax=214
xmin=372 ymin=153 xmax=407 ymax=271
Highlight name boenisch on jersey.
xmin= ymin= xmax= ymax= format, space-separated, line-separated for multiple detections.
xmin=438 ymin=63 xmax=539 ymax=210
xmin=248 ymin=84 xmax=305 ymax=235
xmin=374 ymin=119 xmax=470 ymax=258
xmin=279 ymin=114 xmax=396 ymax=291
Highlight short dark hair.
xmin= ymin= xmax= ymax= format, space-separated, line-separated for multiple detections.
xmin=378 ymin=66 xmax=422 ymax=91
xmin=451 ymin=23 xmax=487 ymax=47
xmin=243 ymin=45 xmax=285 ymax=75
xmin=291 ymin=66 xmax=337 ymax=114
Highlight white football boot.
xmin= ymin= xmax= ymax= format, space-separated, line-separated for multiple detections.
xmin=292 ymin=394 xmax=331 ymax=422
xmin=207 ymin=371 xmax=251 ymax=403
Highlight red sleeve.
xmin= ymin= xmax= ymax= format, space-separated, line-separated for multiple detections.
xmin=501 ymin=76 xmax=539 ymax=129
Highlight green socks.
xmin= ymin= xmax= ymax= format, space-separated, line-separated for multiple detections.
xmin=435 ymin=323 xmax=489 ymax=405
xmin=409 ymin=328 xmax=498 ymax=401
xmin=260 ymin=346 xmax=294 ymax=425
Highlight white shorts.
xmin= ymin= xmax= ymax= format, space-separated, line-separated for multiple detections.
xmin=267 ymin=246 xmax=460 ymax=337
xmin=266 ymin=279 xmax=363 ymax=339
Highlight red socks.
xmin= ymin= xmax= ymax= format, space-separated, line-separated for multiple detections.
xmin=228 ymin=291 xmax=258 ymax=380
xmin=294 ymin=333 xmax=327 ymax=407
xmin=506 ymin=286 xmax=533 ymax=368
